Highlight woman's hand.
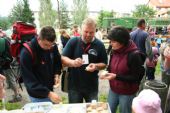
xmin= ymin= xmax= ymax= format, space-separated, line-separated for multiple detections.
xmin=99 ymin=73 xmax=116 ymax=80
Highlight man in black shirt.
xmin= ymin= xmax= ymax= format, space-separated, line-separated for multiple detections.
xmin=20 ymin=26 xmax=62 ymax=103
xmin=62 ymin=18 xmax=107 ymax=103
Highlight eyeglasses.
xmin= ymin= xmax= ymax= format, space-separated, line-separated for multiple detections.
xmin=39 ymin=39 xmax=55 ymax=50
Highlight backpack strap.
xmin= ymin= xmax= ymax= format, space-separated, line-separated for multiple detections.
xmin=0 ymin=38 xmax=6 ymax=54
xmin=50 ymin=44 xmax=56 ymax=70
xmin=128 ymin=49 xmax=146 ymax=66
xmin=23 ymin=42 xmax=34 ymax=61
xmin=128 ymin=49 xmax=140 ymax=62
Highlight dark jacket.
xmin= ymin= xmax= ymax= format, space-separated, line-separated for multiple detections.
xmin=109 ymin=40 xmax=145 ymax=95
xmin=130 ymin=28 xmax=148 ymax=55
xmin=20 ymin=38 xmax=62 ymax=98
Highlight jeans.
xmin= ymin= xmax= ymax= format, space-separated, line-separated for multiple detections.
xmin=68 ymin=89 xmax=98 ymax=103
xmin=107 ymin=89 xmax=135 ymax=113
xmin=29 ymin=96 xmax=52 ymax=103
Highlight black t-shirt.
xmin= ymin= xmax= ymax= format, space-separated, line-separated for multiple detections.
xmin=62 ymin=37 xmax=107 ymax=92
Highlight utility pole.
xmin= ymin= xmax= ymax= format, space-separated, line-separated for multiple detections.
xmin=57 ymin=0 xmax=60 ymax=28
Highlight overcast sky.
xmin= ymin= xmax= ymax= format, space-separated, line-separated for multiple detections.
xmin=0 ymin=0 xmax=148 ymax=17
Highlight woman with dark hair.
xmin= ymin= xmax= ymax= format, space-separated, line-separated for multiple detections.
xmin=100 ymin=26 xmax=145 ymax=113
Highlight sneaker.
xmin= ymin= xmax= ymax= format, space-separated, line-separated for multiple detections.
xmin=8 ymin=94 xmax=22 ymax=103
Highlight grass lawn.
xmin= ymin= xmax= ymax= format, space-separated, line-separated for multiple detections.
xmin=155 ymin=60 xmax=161 ymax=77
xmin=0 ymin=100 xmax=22 ymax=110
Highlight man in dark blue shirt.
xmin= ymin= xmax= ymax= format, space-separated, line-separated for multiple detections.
xmin=20 ymin=26 xmax=62 ymax=103
xmin=62 ymin=18 xmax=108 ymax=103
xmin=130 ymin=19 xmax=150 ymax=56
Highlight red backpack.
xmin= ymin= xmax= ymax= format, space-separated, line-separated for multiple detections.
xmin=10 ymin=21 xmax=37 ymax=61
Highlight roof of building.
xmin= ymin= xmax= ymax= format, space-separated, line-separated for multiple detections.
xmin=157 ymin=9 xmax=169 ymax=15
xmin=148 ymin=0 xmax=170 ymax=8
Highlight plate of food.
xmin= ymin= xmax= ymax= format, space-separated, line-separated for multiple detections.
xmin=98 ymin=70 xmax=108 ymax=77
xmin=86 ymin=102 xmax=111 ymax=113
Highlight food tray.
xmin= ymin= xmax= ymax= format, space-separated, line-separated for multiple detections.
xmin=49 ymin=104 xmax=86 ymax=113
xmin=23 ymin=102 xmax=53 ymax=113
xmin=86 ymin=102 xmax=111 ymax=113
xmin=23 ymin=102 xmax=111 ymax=113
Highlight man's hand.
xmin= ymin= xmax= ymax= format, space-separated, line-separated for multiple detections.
xmin=72 ymin=58 xmax=84 ymax=67
xmin=48 ymin=92 xmax=61 ymax=104
xmin=54 ymin=74 xmax=60 ymax=88
xmin=86 ymin=63 xmax=97 ymax=72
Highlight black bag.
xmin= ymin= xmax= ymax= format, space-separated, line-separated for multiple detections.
xmin=13 ymin=42 xmax=36 ymax=90
xmin=61 ymin=37 xmax=79 ymax=93
xmin=61 ymin=69 xmax=69 ymax=92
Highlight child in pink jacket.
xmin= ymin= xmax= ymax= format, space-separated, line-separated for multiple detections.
xmin=146 ymin=47 xmax=159 ymax=80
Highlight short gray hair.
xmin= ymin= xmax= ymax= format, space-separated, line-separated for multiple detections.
xmin=82 ymin=18 xmax=96 ymax=28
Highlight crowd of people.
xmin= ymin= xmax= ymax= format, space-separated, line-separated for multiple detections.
xmin=0 ymin=27 xmax=22 ymax=103
xmin=1 ymin=18 xmax=170 ymax=113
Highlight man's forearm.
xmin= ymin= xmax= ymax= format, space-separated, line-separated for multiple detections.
xmin=61 ymin=56 xmax=74 ymax=67
xmin=95 ymin=63 xmax=107 ymax=70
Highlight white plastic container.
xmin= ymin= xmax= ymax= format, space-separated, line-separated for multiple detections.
xmin=23 ymin=102 xmax=53 ymax=113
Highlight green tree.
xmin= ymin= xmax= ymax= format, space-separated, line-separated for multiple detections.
xmin=132 ymin=4 xmax=156 ymax=19
xmin=71 ymin=0 xmax=88 ymax=26
xmin=0 ymin=17 xmax=11 ymax=30
xmin=97 ymin=10 xmax=115 ymax=28
xmin=39 ymin=0 xmax=57 ymax=28
xmin=9 ymin=0 xmax=23 ymax=23
xmin=21 ymin=0 xmax=34 ymax=23
xmin=9 ymin=0 xmax=34 ymax=24
xmin=59 ymin=0 xmax=70 ymax=29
